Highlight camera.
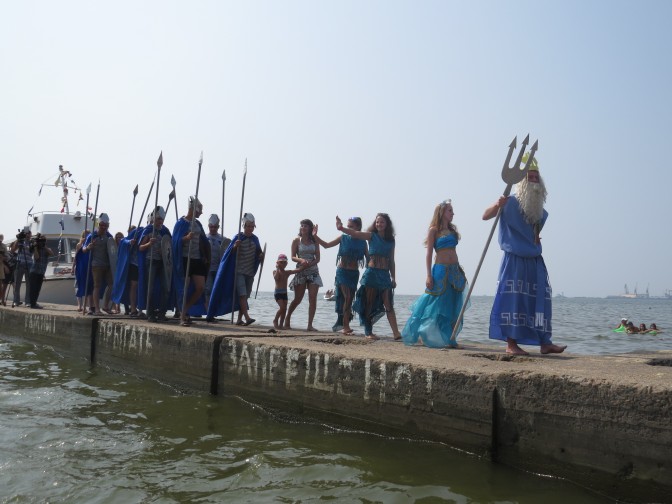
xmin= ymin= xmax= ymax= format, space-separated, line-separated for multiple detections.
xmin=16 ymin=229 xmax=27 ymax=240
xmin=30 ymin=233 xmax=47 ymax=251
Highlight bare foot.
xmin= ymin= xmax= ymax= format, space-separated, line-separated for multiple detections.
xmin=541 ymin=343 xmax=567 ymax=354
xmin=393 ymin=332 xmax=402 ymax=341
xmin=307 ymin=326 xmax=319 ymax=332
xmin=342 ymin=328 xmax=354 ymax=335
xmin=284 ymin=322 xmax=292 ymax=330
xmin=366 ymin=334 xmax=380 ymax=341
xmin=506 ymin=344 xmax=529 ymax=356
xmin=273 ymin=322 xmax=281 ymax=330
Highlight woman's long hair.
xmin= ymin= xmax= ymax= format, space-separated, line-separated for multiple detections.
xmin=366 ymin=213 xmax=395 ymax=242
xmin=425 ymin=202 xmax=459 ymax=246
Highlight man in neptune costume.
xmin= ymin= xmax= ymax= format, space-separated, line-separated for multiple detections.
xmin=482 ymin=158 xmax=567 ymax=355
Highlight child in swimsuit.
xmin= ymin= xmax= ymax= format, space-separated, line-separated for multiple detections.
xmin=273 ymin=254 xmax=303 ymax=329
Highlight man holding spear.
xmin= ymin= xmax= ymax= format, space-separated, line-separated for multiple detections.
xmin=482 ymin=157 xmax=566 ymax=355
xmin=172 ymin=196 xmax=209 ymax=326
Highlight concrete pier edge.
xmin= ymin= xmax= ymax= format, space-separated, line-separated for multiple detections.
xmin=1 ymin=304 xmax=670 ymax=503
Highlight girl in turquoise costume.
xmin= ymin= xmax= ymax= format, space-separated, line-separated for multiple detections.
xmin=336 ymin=213 xmax=401 ymax=340
xmin=401 ymin=200 xmax=469 ymax=348
xmin=313 ymin=217 xmax=369 ymax=335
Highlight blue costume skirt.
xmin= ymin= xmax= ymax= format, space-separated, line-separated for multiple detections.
xmin=352 ymin=267 xmax=393 ymax=335
xmin=334 ymin=268 xmax=359 ymax=316
xmin=402 ymin=263 xmax=469 ymax=348
xmin=489 ymin=252 xmax=552 ymax=346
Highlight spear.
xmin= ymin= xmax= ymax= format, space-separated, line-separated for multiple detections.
xmin=231 ymin=159 xmax=247 ymax=323
xmin=254 ymin=242 xmax=267 ymax=299
xmin=181 ymin=152 xmax=204 ymax=317
xmin=145 ymin=152 xmax=163 ymax=317
xmin=82 ymin=179 xmax=101 ymax=314
xmin=83 ymin=183 xmax=92 ymax=234
xmin=168 ymin=175 xmax=178 ymax=222
xmin=127 ymin=184 xmax=139 ymax=232
xmin=221 ymin=170 xmax=226 ymax=237
xmin=449 ymin=135 xmax=537 ymax=346
xmin=135 ymin=175 xmax=156 ymax=231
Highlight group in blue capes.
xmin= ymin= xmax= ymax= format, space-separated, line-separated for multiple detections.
xmin=111 ymin=226 xmax=142 ymax=314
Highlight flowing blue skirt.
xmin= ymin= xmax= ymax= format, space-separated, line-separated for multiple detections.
xmin=489 ymin=252 xmax=552 ymax=345
xmin=402 ymin=263 xmax=469 ymax=348
xmin=352 ymin=267 xmax=393 ymax=335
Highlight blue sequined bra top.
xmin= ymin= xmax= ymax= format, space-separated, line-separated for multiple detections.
xmin=434 ymin=233 xmax=458 ymax=251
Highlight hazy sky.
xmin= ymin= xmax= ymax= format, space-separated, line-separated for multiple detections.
xmin=2 ymin=0 xmax=671 ymax=298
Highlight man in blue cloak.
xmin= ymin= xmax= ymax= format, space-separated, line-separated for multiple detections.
xmin=483 ymin=158 xmax=566 ymax=356
xmin=207 ymin=212 xmax=263 ymax=324
xmin=172 ymin=197 xmax=209 ymax=326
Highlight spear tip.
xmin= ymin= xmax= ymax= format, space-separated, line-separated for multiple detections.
xmin=508 ymin=137 xmax=517 ymax=149
xmin=530 ymin=139 xmax=539 ymax=151
xmin=522 ymin=134 xmax=530 ymax=145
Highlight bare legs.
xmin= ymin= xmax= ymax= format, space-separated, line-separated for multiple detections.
xmin=181 ymin=274 xmax=205 ymax=325
xmin=284 ymin=282 xmax=319 ymax=331
xmin=341 ymin=285 xmax=354 ymax=335
xmin=274 ymin=298 xmax=287 ymax=329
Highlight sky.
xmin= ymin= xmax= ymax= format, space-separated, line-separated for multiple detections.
xmin=2 ymin=0 xmax=671 ymax=298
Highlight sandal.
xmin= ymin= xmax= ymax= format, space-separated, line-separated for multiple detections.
xmin=102 ymin=308 xmax=114 ymax=315
xmin=181 ymin=319 xmax=192 ymax=327
xmin=244 ymin=318 xmax=256 ymax=326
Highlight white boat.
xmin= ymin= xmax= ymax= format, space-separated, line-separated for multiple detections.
xmin=24 ymin=168 xmax=89 ymax=306
xmin=323 ymin=288 xmax=335 ymax=301
xmin=606 ymin=284 xmax=649 ymax=299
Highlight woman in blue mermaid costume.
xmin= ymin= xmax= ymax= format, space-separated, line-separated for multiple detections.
xmin=336 ymin=213 xmax=401 ymax=340
xmin=314 ymin=217 xmax=368 ymax=335
xmin=402 ymin=200 xmax=469 ymax=348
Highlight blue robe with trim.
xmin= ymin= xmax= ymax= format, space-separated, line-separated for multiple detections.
xmin=206 ymin=233 xmax=261 ymax=318
xmin=111 ymin=227 xmax=142 ymax=305
xmin=138 ymin=224 xmax=172 ymax=311
xmin=489 ymin=196 xmax=552 ymax=346
xmin=172 ymin=217 xmax=209 ymax=316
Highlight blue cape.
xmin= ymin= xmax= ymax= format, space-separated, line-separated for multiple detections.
xmin=111 ymin=227 xmax=143 ymax=305
xmin=207 ymin=233 xmax=261 ymax=318
xmin=172 ymin=217 xmax=209 ymax=316
xmin=137 ymin=224 xmax=172 ymax=311
xmin=74 ymin=247 xmax=90 ymax=297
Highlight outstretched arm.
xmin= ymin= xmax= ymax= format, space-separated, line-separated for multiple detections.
xmin=312 ymin=224 xmax=341 ymax=248
xmin=336 ymin=216 xmax=371 ymax=240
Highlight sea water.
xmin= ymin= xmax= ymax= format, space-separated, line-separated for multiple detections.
xmin=1 ymin=339 xmax=613 ymax=503
xmin=2 ymin=296 xmax=670 ymax=502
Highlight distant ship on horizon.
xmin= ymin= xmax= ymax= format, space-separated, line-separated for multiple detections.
xmin=606 ymin=284 xmax=649 ymax=299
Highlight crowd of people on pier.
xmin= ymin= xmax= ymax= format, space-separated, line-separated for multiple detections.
xmin=2 ymin=158 xmax=568 ymax=355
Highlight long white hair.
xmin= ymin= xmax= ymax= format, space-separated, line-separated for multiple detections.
xmin=515 ymin=176 xmax=547 ymax=224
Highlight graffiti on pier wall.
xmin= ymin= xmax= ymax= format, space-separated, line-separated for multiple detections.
xmin=225 ymin=340 xmax=435 ymax=407
xmin=24 ymin=313 xmax=57 ymax=335
xmin=98 ymin=320 xmax=153 ymax=356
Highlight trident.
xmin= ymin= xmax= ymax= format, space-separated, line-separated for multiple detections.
xmin=449 ymin=135 xmax=538 ymax=346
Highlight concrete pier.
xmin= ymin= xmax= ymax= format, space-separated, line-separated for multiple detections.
xmin=1 ymin=304 xmax=670 ymax=502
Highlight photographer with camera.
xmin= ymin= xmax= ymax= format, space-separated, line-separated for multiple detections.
xmin=28 ymin=233 xmax=53 ymax=309
xmin=10 ymin=226 xmax=33 ymax=308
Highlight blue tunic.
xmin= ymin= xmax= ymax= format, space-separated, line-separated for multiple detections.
xmin=489 ymin=196 xmax=552 ymax=346
xmin=401 ymin=233 xmax=469 ymax=348
xmin=352 ymin=233 xmax=395 ymax=335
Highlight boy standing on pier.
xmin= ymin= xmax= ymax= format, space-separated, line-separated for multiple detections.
xmin=272 ymin=253 xmax=303 ymax=329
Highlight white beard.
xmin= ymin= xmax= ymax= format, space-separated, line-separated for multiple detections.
xmin=515 ymin=177 xmax=546 ymax=224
